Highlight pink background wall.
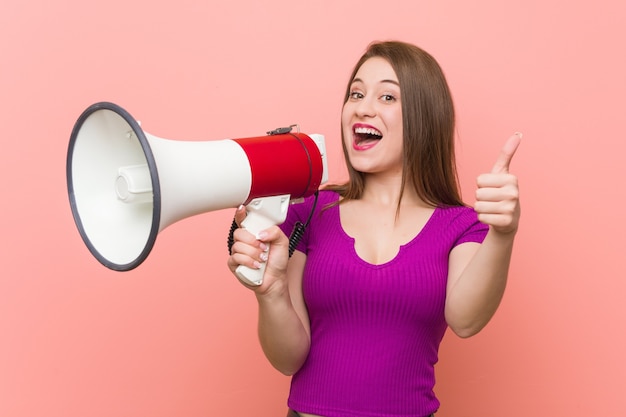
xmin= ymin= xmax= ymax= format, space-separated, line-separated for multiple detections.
xmin=1 ymin=1 xmax=624 ymax=416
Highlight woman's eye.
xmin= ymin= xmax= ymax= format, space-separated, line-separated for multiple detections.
xmin=381 ymin=94 xmax=396 ymax=102
xmin=349 ymin=91 xmax=364 ymax=100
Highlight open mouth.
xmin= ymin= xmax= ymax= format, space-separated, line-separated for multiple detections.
xmin=353 ymin=125 xmax=383 ymax=149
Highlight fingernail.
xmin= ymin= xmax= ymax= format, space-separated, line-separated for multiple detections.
xmin=514 ymin=132 xmax=523 ymax=139
xmin=257 ymin=231 xmax=268 ymax=240
xmin=260 ymin=252 xmax=268 ymax=262
xmin=259 ymin=242 xmax=268 ymax=251
xmin=253 ymin=261 xmax=262 ymax=269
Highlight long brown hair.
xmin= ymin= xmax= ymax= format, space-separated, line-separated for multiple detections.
xmin=326 ymin=40 xmax=464 ymax=208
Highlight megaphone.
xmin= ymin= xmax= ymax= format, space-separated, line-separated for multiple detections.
xmin=66 ymin=102 xmax=328 ymax=285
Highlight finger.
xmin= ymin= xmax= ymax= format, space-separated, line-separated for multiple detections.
xmin=476 ymin=185 xmax=519 ymax=203
xmin=228 ymin=252 xmax=263 ymax=275
xmin=476 ymin=172 xmax=518 ymax=188
xmin=256 ymin=225 xmax=289 ymax=246
xmin=474 ymin=199 xmax=518 ymax=215
xmin=491 ymin=132 xmax=522 ymax=174
xmin=234 ymin=205 xmax=247 ymax=227
xmin=233 ymin=227 xmax=261 ymax=245
xmin=476 ymin=212 xmax=516 ymax=230
xmin=230 ymin=238 xmax=266 ymax=260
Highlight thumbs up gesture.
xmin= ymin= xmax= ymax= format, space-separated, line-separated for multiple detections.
xmin=474 ymin=133 xmax=522 ymax=235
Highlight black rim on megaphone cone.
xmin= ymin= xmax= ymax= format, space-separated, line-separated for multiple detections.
xmin=66 ymin=102 xmax=161 ymax=271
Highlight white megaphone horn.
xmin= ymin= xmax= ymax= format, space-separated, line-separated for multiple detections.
xmin=66 ymin=102 xmax=328 ymax=285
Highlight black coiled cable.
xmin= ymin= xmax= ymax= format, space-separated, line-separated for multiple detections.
xmin=227 ymin=217 xmax=238 ymax=254
xmin=287 ymin=221 xmax=306 ymax=258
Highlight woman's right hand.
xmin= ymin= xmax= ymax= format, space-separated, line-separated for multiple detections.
xmin=226 ymin=206 xmax=291 ymax=293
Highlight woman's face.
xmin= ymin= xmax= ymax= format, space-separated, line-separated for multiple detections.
xmin=341 ymin=56 xmax=404 ymax=177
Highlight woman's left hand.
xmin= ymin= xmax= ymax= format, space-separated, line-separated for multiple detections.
xmin=474 ymin=132 xmax=522 ymax=235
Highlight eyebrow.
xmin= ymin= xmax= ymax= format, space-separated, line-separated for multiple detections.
xmin=351 ymin=77 xmax=400 ymax=87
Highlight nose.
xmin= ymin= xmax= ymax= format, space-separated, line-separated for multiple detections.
xmin=355 ymin=96 xmax=376 ymax=118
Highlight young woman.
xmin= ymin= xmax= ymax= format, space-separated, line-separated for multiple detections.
xmin=227 ymin=40 xmax=521 ymax=417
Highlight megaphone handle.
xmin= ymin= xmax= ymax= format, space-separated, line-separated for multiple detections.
xmin=234 ymin=195 xmax=290 ymax=286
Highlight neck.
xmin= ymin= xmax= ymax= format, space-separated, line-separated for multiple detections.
xmin=361 ymin=174 xmax=426 ymax=209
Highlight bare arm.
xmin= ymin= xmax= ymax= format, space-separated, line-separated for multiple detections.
xmin=227 ymin=208 xmax=311 ymax=375
xmin=255 ymin=249 xmax=311 ymax=375
xmin=445 ymin=231 xmax=514 ymax=337
xmin=445 ymin=133 xmax=521 ymax=338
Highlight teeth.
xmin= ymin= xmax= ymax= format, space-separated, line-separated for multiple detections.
xmin=354 ymin=126 xmax=382 ymax=137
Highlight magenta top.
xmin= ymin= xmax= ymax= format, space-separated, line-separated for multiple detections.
xmin=280 ymin=191 xmax=488 ymax=417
